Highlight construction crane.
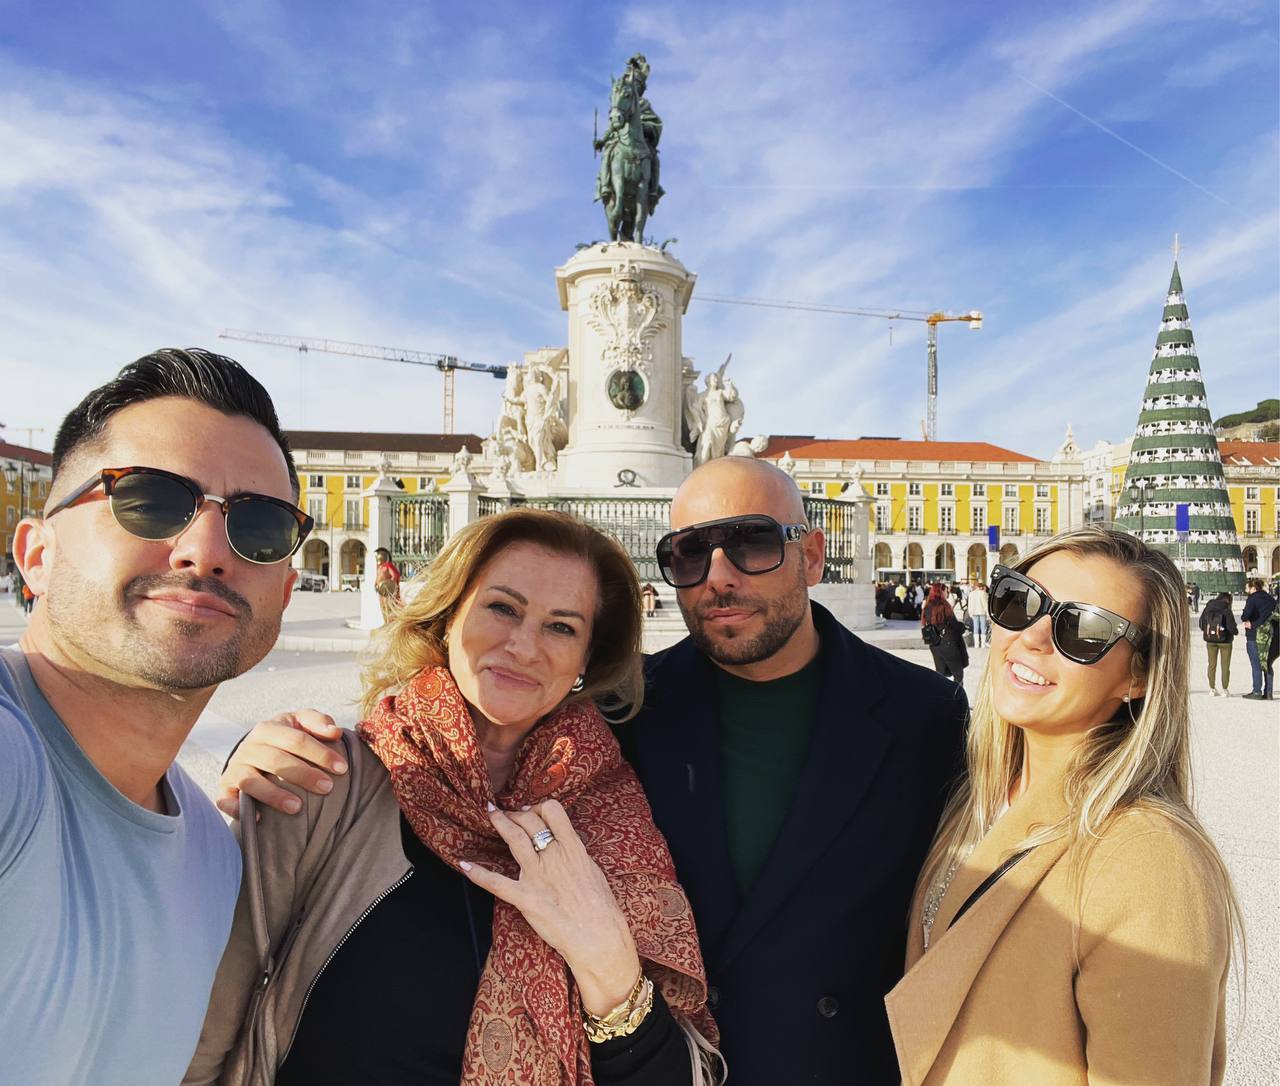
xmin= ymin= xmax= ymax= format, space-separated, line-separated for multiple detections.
xmin=696 ymin=295 xmax=982 ymax=441
xmin=218 ymin=330 xmax=509 ymax=435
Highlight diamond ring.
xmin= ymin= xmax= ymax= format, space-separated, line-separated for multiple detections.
xmin=531 ymin=828 xmax=556 ymax=852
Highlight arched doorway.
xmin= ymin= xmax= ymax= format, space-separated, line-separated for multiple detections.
xmin=339 ymin=539 xmax=366 ymax=590
xmin=874 ymin=542 xmax=892 ymax=575
xmin=966 ymin=544 xmax=987 ymax=584
xmin=935 ymin=543 xmax=956 ymax=572
xmin=1241 ymin=546 xmax=1258 ymax=574
xmin=906 ymin=543 xmax=924 ymax=572
xmin=999 ymin=543 xmax=1019 ymax=564
xmin=1271 ymin=546 xmax=1280 ymax=577
xmin=302 ymin=538 xmax=329 ymax=577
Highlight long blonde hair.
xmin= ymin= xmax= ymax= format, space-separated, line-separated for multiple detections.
xmin=360 ymin=508 xmax=645 ymax=721
xmin=917 ymin=527 xmax=1243 ymax=971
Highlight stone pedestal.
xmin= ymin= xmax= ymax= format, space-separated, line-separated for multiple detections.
xmin=553 ymin=242 xmax=695 ymax=491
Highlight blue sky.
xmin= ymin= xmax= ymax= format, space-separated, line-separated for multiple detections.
xmin=1 ymin=0 xmax=1276 ymax=458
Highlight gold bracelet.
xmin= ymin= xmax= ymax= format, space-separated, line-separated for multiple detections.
xmin=582 ymin=972 xmax=655 ymax=1043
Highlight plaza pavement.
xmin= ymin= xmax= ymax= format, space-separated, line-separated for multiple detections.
xmin=1 ymin=588 xmax=1276 ymax=1082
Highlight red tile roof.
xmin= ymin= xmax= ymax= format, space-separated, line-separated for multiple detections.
xmin=1218 ymin=440 xmax=1280 ymax=466
xmin=762 ymin=436 xmax=1039 ymax=463
xmin=284 ymin=430 xmax=483 ymax=454
xmin=0 ymin=441 xmax=52 ymax=467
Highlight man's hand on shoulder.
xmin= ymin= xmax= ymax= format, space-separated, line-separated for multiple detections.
xmin=216 ymin=710 xmax=348 ymax=819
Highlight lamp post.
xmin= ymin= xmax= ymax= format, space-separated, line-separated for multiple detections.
xmin=3 ymin=460 xmax=26 ymax=520
xmin=1128 ymin=479 xmax=1156 ymax=538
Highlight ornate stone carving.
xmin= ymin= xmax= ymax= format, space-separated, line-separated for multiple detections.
xmin=586 ymin=261 xmax=666 ymax=380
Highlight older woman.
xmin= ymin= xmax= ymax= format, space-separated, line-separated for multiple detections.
xmin=887 ymin=527 xmax=1242 ymax=1085
xmin=186 ymin=509 xmax=719 ymax=1085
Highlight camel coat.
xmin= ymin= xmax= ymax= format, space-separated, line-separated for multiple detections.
xmin=886 ymin=773 xmax=1230 ymax=1086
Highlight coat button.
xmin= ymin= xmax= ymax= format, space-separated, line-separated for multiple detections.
xmin=706 ymin=986 xmax=720 ymax=1010
xmin=816 ymin=996 xmax=839 ymax=1018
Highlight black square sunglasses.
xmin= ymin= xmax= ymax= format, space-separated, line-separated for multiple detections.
xmin=45 ymin=466 xmax=314 ymax=566
xmin=655 ymin=514 xmax=808 ymax=589
xmin=988 ymin=564 xmax=1147 ymax=665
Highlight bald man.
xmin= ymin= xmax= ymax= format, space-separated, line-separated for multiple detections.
xmin=618 ymin=457 xmax=967 ymax=1084
xmin=218 ymin=458 xmax=966 ymax=1085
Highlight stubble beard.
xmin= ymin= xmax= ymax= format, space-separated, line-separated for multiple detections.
xmin=44 ymin=562 xmax=278 ymax=691
xmin=680 ymin=563 xmax=810 ymax=667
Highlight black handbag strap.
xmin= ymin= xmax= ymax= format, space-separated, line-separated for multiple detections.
xmin=947 ymin=848 xmax=1032 ymax=932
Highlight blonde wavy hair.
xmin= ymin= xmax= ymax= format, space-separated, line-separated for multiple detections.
xmin=360 ymin=508 xmax=645 ymax=722
xmin=916 ymin=527 xmax=1244 ymax=974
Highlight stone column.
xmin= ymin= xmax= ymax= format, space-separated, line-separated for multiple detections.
xmin=358 ymin=474 xmax=401 ymax=631
xmin=553 ymin=242 xmax=696 ymax=490
xmin=443 ymin=468 xmax=482 ymax=538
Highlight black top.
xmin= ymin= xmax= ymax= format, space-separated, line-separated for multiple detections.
xmin=1241 ymin=590 xmax=1276 ymax=640
xmin=277 ymin=815 xmax=691 ymax=1086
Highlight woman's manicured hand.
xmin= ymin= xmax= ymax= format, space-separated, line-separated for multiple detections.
xmin=460 ymin=799 xmax=642 ymax=1016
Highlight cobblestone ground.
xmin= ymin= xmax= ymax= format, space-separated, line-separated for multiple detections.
xmin=5 ymin=593 xmax=1268 ymax=1082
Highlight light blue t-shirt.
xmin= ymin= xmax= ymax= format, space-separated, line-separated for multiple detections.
xmin=0 ymin=647 xmax=241 ymax=1085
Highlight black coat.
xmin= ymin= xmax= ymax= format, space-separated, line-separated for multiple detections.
xmin=618 ymin=603 xmax=968 ymax=1085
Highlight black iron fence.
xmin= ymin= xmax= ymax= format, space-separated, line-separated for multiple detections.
xmin=482 ymin=496 xmax=671 ymax=583
xmin=804 ymin=496 xmax=864 ymax=583
xmin=392 ymin=492 xmax=865 ymax=586
xmin=389 ymin=494 xmax=449 ymax=578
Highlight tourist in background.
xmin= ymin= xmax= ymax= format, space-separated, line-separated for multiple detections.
xmin=921 ymin=582 xmax=968 ymax=686
xmin=374 ymin=546 xmax=401 ymax=620
xmin=1199 ymin=592 xmax=1237 ymax=697
xmin=1241 ymin=578 xmax=1276 ymax=700
xmin=190 ymin=510 xmax=719 ymax=1085
xmin=888 ymin=529 xmax=1241 ymax=1085
xmin=641 ymin=580 xmax=657 ymax=617
xmin=968 ymin=578 xmax=990 ymax=648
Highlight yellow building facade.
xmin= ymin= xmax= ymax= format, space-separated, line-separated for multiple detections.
xmin=2 ymin=443 xmax=52 ymax=574
xmin=767 ymin=437 xmax=1085 ymax=584
xmin=286 ymin=430 xmax=480 ymax=589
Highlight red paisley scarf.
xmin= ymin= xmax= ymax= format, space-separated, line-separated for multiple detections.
xmin=357 ymin=666 xmax=716 ymax=1085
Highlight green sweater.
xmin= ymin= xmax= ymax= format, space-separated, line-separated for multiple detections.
xmin=713 ymin=654 xmax=821 ymax=895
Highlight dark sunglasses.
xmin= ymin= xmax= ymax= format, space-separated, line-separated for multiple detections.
xmin=989 ymin=564 xmax=1146 ymax=665
xmin=46 ymin=466 xmax=313 ymax=566
xmin=655 ymin=514 xmax=808 ymax=589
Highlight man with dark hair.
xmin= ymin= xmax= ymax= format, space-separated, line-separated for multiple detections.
xmin=0 ymin=348 xmax=310 ymax=1083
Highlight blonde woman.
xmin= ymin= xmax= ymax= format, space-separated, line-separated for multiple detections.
xmin=887 ymin=527 xmax=1241 ymax=1085
xmin=186 ymin=509 xmax=719 ymax=1086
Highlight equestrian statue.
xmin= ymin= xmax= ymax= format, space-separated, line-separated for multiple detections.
xmin=594 ymin=54 xmax=665 ymax=243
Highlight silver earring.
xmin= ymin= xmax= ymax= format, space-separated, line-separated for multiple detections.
xmin=571 ymin=675 xmax=585 ymax=693
xmin=1122 ymin=694 xmax=1130 ymax=703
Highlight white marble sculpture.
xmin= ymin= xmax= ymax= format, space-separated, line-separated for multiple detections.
xmin=585 ymin=259 xmax=666 ymax=377
xmin=522 ymin=363 xmax=568 ymax=473
xmin=777 ymin=450 xmax=797 ymax=478
xmin=729 ymin=434 xmax=770 ymax=457
xmin=689 ymin=357 xmax=746 ymax=466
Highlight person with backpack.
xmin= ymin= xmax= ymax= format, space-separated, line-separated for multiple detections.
xmin=1198 ymin=592 xmax=1238 ymax=696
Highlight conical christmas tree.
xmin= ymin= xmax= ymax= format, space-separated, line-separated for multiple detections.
xmin=1115 ymin=250 xmax=1244 ymax=595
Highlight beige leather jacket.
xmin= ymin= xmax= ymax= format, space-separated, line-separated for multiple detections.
xmin=184 ymin=733 xmax=408 ymax=1085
